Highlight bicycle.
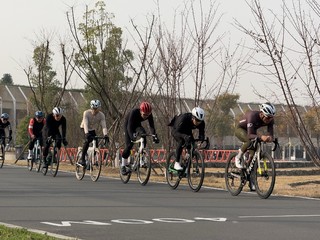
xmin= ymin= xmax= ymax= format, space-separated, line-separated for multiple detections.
xmin=166 ymin=138 xmax=209 ymax=192
xmin=225 ymin=137 xmax=279 ymax=199
xmin=42 ymin=137 xmax=65 ymax=177
xmin=27 ymin=138 xmax=43 ymax=172
xmin=0 ymin=137 xmax=10 ymax=168
xmin=119 ymin=134 xmax=157 ymax=186
xmin=75 ymin=136 xmax=106 ymax=182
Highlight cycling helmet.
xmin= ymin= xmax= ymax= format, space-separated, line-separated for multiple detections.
xmin=35 ymin=111 xmax=44 ymax=118
xmin=90 ymin=99 xmax=101 ymax=109
xmin=140 ymin=101 xmax=152 ymax=115
xmin=259 ymin=102 xmax=276 ymax=117
xmin=52 ymin=107 xmax=63 ymax=115
xmin=1 ymin=113 xmax=9 ymax=119
xmin=192 ymin=107 xmax=205 ymax=121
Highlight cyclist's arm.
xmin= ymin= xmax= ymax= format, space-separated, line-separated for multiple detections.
xmin=147 ymin=114 xmax=156 ymax=135
xmin=28 ymin=118 xmax=35 ymax=137
xmin=82 ymin=110 xmax=89 ymax=134
xmin=61 ymin=117 xmax=67 ymax=138
xmin=99 ymin=112 xmax=108 ymax=136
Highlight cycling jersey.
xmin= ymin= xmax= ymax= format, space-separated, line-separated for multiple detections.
xmin=170 ymin=113 xmax=205 ymax=140
xmin=43 ymin=113 xmax=67 ymax=139
xmin=0 ymin=119 xmax=12 ymax=138
xmin=80 ymin=109 xmax=107 ymax=135
xmin=124 ymin=108 xmax=156 ymax=139
xmin=238 ymin=110 xmax=274 ymax=139
xmin=28 ymin=117 xmax=46 ymax=137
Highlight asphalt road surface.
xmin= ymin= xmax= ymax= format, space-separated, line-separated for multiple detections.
xmin=1 ymin=164 xmax=320 ymax=240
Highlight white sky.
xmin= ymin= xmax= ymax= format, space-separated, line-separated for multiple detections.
xmin=0 ymin=0 xmax=312 ymax=105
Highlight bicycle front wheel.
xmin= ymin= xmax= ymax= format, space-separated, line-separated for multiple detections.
xmin=90 ymin=150 xmax=102 ymax=182
xmin=119 ymin=157 xmax=132 ymax=184
xmin=253 ymin=152 xmax=276 ymax=199
xmin=137 ymin=151 xmax=152 ymax=186
xmin=75 ymin=150 xmax=85 ymax=180
xmin=188 ymin=150 xmax=205 ymax=192
xmin=34 ymin=146 xmax=42 ymax=172
xmin=0 ymin=144 xmax=4 ymax=168
xmin=165 ymin=152 xmax=180 ymax=189
xmin=27 ymin=156 xmax=33 ymax=171
xmin=225 ymin=152 xmax=244 ymax=196
xmin=50 ymin=149 xmax=60 ymax=177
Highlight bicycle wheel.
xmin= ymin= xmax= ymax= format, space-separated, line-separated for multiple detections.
xmin=188 ymin=150 xmax=205 ymax=192
xmin=253 ymin=152 xmax=276 ymax=199
xmin=90 ymin=150 xmax=102 ymax=182
xmin=34 ymin=146 xmax=42 ymax=172
xmin=137 ymin=150 xmax=152 ymax=186
xmin=42 ymin=155 xmax=49 ymax=175
xmin=165 ymin=151 xmax=180 ymax=189
xmin=50 ymin=148 xmax=60 ymax=177
xmin=225 ymin=152 xmax=244 ymax=196
xmin=119 ymin=156 xmax=132 ymax=184
xmin=75 ymin=150 xmax=85 ymax=180
xmin=0 ymin=144 xmax=4 ymax=168
xmin=27 ymin=151 xmax=33 ymax=171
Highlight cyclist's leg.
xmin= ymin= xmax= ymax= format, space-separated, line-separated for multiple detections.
xmin=234 ymin=127 xmax=250 ymax=168
xmin=28 ymin=138 xmax=35 ymax=160
xmin=79 ymin=129 xmax=94 ymax=166
xmin=120 ymin=131 xmax=133 ymax=175
xmin=173 ymin=135 xmax=184 ymax=171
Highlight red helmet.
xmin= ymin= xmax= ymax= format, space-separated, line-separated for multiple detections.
xmin=140 ymin=101 xmax=152 ymax=115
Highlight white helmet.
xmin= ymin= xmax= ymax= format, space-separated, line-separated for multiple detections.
xmin=192 ymin=107 xmax=205 ymax=121
xmin=90 ymin=99 xmax=101 ymax=109
xmin=52 ymin=107 xmax=63 ymax=115
xmin=259 ymin=102 xmax=276 ymax=117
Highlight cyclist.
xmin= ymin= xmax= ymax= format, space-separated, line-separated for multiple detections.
xmin=42 ymin=107 xmax=68 ymax=168
xmin=121 ymin=101 xmax=159 ymax=175
xmin=168 ymin=107 xmax=206 ymax=171
xmin=234 ymin=102 xmax=276 ymax=170
xmin=27 ymin=111 xmax=46 ymax=160
xmin=0 ymin=113 xmax=12 ymax=158
xmin=77 ymin=99 xmax=109 ymax=167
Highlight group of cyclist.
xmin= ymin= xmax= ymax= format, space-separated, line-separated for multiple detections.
xmin=1 ymin=99 xmax=277 ymax=186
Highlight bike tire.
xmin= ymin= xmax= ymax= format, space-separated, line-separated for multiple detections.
xmin=253 ymin=152 xmax=276 ymax=199
xmin=0 ymin=144 xmax=4 ymax=168
xmin=34 ymin=145 xmax=42 ymax=172
xmin=50 ymin=148 xmax=60 ymax=177
xmin=75 ymin=150 xmax=85 ymax=180
xmin=27 ymin=156 xmax=33 ymax=171
xmin=119 ymin=156 xmax=132 ymax=184
xmin=137 ymin=150 xmax=152 ymax=186
xmin=165 ymin=151 xmax=180 ymax=189
xmin=225 ymin=152 xmax=244 ymax=196
xmin=90 ymin=150 xmax=102 ymax=182
xmin=41 ymin=155 xmax=49 ymax=176
xmin=188 ymin=150 xmax=205 ymax=192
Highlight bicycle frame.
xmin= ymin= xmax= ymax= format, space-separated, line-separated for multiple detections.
xmin=119 ymin=133 xmax=155 ymax=186
xmin=225 ymin=138 xmax=278 ymax=199
xmin=75 ymin=136 xmax=104 ymax=182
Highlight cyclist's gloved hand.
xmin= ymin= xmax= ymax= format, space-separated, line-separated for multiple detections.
xmin=153 ymin=134 xmax=160 ymax=144
xmin=8 ymin=135 xmax=12 ymax=142
xmin=104 ymin=135 xmax=109 ymax=145
xmin=62 ymin=138 xmax=68 ymax=146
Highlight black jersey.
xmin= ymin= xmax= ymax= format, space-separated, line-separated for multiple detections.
xmin=43 ymin=113 xmax=67 ymax=138
xmin=170 ymin=113 xmax=205 ymax=139
xmin=0 ymin=119 xmax=12 ymax=136
xmin=124 ymin=108 xmax=156 ymax=139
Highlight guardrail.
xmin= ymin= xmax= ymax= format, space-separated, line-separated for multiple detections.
xmin=58 ymin=148 xmax=238 ymax=164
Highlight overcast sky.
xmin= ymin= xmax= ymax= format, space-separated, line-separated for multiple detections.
xmin=0 ymin=0 xmax=311 ymax=105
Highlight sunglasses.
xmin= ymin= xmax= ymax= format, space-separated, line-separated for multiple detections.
xmin=141 ymin=112 xmax=150 ymax=117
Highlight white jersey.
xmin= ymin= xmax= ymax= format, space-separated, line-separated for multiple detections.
xmin=80 ymin=109 xmax=108 ymax=135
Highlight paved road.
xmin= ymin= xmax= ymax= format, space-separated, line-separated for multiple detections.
xmin=1 ymin=164 xmax=320 ymax=240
